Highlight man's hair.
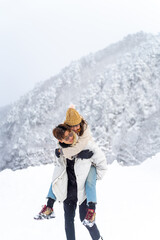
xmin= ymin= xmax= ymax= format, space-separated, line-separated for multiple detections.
xmin=53 ymin=124 xmax=71 ymax=140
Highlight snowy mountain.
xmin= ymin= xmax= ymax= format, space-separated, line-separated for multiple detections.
xmin=0 ymin=32 xmax=160 ymax=171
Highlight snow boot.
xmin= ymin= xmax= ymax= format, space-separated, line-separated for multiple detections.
xmin=83 ymin=208 xmax=96 ymax=227
xmin=34 ymin=205 xmax=55 ymax=220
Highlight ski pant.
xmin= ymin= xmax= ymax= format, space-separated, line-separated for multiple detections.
xmin=63 ymin=199 xmax=101 ymax=240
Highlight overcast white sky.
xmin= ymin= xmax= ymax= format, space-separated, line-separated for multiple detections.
xmin=0 ymin=0 xmax=160 ymax=107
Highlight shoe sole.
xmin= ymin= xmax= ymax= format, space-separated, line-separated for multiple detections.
xmin=34 ymin=214 xmax=55 ymax=220
xmin=45 ymin=215 xmax=56 ymax=219
xmin=82 ymin=219 xmax=95 ymax=227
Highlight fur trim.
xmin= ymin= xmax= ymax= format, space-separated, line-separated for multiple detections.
xmin=72 ymin=131 xmax=78 ymax=146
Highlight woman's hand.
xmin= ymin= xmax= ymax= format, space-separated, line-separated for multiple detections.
xmin=55 ymin=148 xmax=61 ymax=158
xmin=77 ymin=149 xmax=93 ymax=159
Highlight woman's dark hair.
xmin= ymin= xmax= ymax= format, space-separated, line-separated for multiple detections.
xmin=53 ymin=124 xmax=71 ymax=140
xmin=78 ymin=119 xmax=88 ymax=136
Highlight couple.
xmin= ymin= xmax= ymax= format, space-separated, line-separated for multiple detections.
xmin=34 ymin=105 xmax=107 ymax=240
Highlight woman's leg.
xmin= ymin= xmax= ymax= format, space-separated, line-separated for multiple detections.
xmin=47 ymin=183 xmax=57 ymax=200
xmin=79 ymin=199 xmax=101 ymax=240
xmin=63 ymin=201 xmax=77 ymax=240
xmin=34 ymin=183 xmax=56 ymax=220
xmin=85 ymin=165 xmax=97 ymax=204
xmin=46 ymin=183 xmax=56 ymax=208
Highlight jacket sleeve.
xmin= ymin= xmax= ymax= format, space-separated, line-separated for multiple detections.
xmin=61 ymin=126 xmax=92 ymax=159
xmin=94 ymin=155 xmax=107 ymax=180
xmin=88 ymin=142 xmax=107 ymax=180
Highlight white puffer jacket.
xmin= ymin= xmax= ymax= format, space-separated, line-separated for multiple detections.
xmin=52 ymin=138 xmax=107 ymax=205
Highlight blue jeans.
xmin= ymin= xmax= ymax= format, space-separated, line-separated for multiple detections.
xmin=85 ymin=165 xmax=97 ymax=204
xmin=47 ymin=165 xmax=97 ymax=204
xmin=47 ymin=183 xmax=57 ymax=200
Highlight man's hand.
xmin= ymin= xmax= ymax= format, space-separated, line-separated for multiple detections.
xmin=55 ymin=148 xmax=61 ymax=158
xmin=77 ymin=149 xmax=94 ymax=159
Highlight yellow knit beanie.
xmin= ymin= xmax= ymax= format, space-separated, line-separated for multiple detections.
xmin=64 ymin=105 xmax=82 ymax=126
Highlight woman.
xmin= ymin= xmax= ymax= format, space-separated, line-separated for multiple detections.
xmin=61 ymin=105 xmax=102 ymax=226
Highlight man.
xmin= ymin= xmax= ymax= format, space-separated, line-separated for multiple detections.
xmin=35 ymin=124 xmax=106 ymax=240
xmin=52 ymin=124 xmax=105 ymax=240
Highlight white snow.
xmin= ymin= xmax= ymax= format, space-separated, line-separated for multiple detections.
xmin=0 ymin=153 xmax=160 ymax=240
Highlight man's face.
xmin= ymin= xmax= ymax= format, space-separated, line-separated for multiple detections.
xmin=59 ymin=130 xmax=74 ymax=144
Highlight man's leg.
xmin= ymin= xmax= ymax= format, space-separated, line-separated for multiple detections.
xmin=79 ymin=199 xmax=101 ymax=240
xmin=63 ymin=201 xmax=77 ymax=240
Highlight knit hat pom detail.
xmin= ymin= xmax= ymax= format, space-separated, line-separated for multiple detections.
xmin=69 ymin=104 xmax=75 ymax=109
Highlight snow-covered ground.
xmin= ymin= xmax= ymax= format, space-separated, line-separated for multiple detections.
xmin=0 ymin=153 xmax=160 ymax=240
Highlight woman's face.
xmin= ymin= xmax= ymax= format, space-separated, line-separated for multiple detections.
xmin=70 ymin=124 xmax=80 ymax=133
